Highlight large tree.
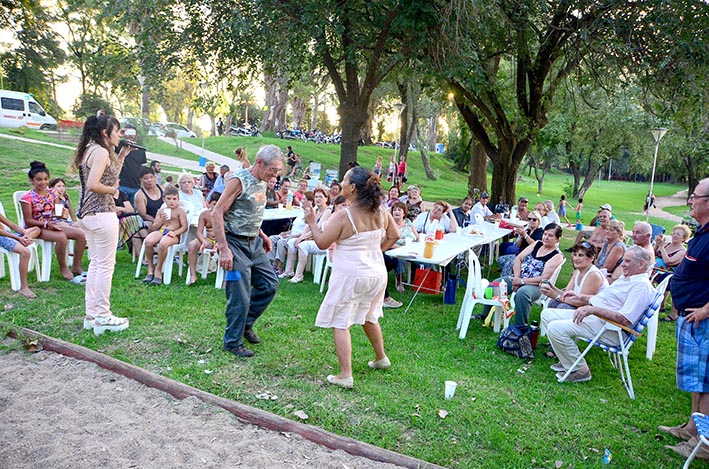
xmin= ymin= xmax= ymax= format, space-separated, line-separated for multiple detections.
xmin=430 ymin=0 xmax=680 ymax=204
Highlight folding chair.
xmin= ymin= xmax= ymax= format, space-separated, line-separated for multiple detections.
xmin=0 ymin=202 xmax=41 ymax=290
xmin=683 ymin=412 xmax=709 ymax=468
xmin=13 ymin=191 xmax=54 ymax=282
xmin=319 ymin=255 xmax=333 ymax=293
xmin=557 ymin=275 xmax=671 ymax=399
xmin=456 ymin=252 xmax=509 ymax=338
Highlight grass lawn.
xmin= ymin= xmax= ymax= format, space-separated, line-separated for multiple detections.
xmin=0 ymin=133 xmax=695 ymax=467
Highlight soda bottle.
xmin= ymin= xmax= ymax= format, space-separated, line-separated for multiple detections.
xmin=286 ymin=192 xmax=293 ymax=210
xmin=499 ymin=280 xmax=507 ymax=299
xmin=423 ymin=235 xmax=435 ymax=258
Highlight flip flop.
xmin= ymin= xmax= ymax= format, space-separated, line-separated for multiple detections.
xmin=660 ymin=316 xmax=676 ymax=322
xmin=150 ymin=277 xmax=163 ymax=286
xmin=142 ymin=274 xmax=154 ymax=283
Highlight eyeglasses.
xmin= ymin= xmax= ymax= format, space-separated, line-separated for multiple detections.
xmin=689 ymin=193 xmax=709 ymax=201
xmin=264 ymin=166 xmax=282 ymax=175
xmin=529 ymin=218 xmax=539 ymax=222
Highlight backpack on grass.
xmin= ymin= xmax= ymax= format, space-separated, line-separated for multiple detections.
xmin=496 ymin=325 xmax=535 ymax=359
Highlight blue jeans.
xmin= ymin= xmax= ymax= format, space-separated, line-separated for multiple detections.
xmin=223 ymin=234 xmax=279 ymax=349
xmin=119 ymin=186 xmax=140 ymax=205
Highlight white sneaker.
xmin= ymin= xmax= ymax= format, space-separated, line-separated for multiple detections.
xmin=383 ymin=297 xmax=403 ymax=308
xmin=93 ymin=315 xmax=129 ymax=336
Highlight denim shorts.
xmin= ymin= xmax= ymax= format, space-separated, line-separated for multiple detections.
xmin=0 ymin=234 xmax=20 ymax=251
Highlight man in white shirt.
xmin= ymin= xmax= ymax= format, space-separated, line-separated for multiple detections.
xmin=541 ymin=247 xmax=655 ymax=383
xmin=471 ymin=192 xmax=499 ymax=223
xmin=544 ymin=200 xmax=561 ymax=226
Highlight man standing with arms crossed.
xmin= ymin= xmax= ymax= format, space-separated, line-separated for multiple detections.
xmin=662 ymin=178 xmax=709 ymax=460
xmin=212 ymin=145 xmax=284 ymax=358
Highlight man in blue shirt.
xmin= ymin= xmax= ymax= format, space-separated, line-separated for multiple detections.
xmin=662 ymin=178 xmax=709 ymax=460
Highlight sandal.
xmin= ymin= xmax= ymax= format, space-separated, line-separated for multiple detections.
xmin=71 ymin=275 xmax=86 ymax=285
xmin=142 ymin=274 xmax=154 ymax=283
xmin=544 ymin=350 xmax=557 ymax=359
xmin=661 ymin=316 xmax=677 ymax=322
xmin=150 ymin=277 xmax=163 ymax=286
xmin=93 ymin=315 xmax=129 ymax=336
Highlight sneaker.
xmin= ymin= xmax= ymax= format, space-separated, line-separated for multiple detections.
xmin=244 ymin=327 xmax=261 ymax=344
xmin=224 ymin=345 xmax=254 ymax=358
xmin=550 ymin=362 xmax=566 ymax=372
xmin=658 ymin=423 xmax=694 ymax=441
xmin=556 ymin=366 xmax=592 ymax=383
xmin=83 ymin=317 xmax=94 ymax=330
xmin=383 ymin=297 xmax=403 ymax=308
xmin=93 ymin=315 xmax=129 ymax=336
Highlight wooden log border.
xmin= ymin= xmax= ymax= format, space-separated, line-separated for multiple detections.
xmin=7 ymin=326 xmax=444 ymax=469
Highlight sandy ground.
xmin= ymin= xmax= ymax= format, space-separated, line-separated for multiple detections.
xmin=635 ymin=190 xmax=688 ymax=223
xmin=0 ymin=345 xmax=403 ymax=469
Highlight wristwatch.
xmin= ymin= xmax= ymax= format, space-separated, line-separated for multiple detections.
xmin=556 ymin=294 xmax=561 ymax=301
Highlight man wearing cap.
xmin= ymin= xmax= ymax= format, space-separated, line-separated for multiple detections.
xmin=573 ymin=209 xmax=611 ymax=252
xmin=118 ymin=126 xmax=147 ymax=204
xmin=661 ymin=178 xmax=709 ymax=460
xmin=516 ymin=197 xmax=531 ymax=221
xmin=471 ymin=192 xmax=499 ymax=222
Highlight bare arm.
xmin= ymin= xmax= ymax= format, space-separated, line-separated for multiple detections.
xmin=85 ymin=149 xmax=117 ymax=195
xmin=512 ymin=242 xmax=537 ymax=279
xmin=171 ymin=209 xmax=189 ymax=237
xmin=303 ymin=199 xmax=346 ymax=249
xmin=213 ymin=177 xmax=243 ymax=271
xmin=659 ymin=244 xmax=686 ymax=267
xmin=574 ymin=304 xmax=633 ymax=328
xmin=601 ymin=245 xmax=624 ymax=273
xmin=134 ymin=191 xmax=153 ymax=222
xmin=381 ymin=211 xmax=400 ymax=251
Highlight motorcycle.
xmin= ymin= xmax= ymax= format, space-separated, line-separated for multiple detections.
xmin=229 ymin=124 xmax=262 ymax=137
xmin=276 ymin=128 xmax=306 ymax=141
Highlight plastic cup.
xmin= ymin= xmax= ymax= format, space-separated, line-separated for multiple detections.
xmin=164 ymin=208 xmax=172 ymax=220
xmin=405 ymin=237 xmax=412 ymax=246
xmin=54 ymin=204 xmax=64 ymax=217
xmin=278 ymin=203 xmax=284 ymax=210
xmin=444 ymin=380 xmax=457 ymax=399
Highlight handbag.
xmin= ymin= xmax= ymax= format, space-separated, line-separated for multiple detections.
xmin=413 ymin=267 xmax=442 ymax=294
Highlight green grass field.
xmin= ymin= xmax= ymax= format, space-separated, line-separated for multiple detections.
xmin=0 ymin=131 xmax=695 ymax=467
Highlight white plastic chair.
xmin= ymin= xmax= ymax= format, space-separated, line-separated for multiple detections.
xmin=557 ymin=275 xmax=671 ymax=399
xmin=0 ymin=202 xmax=41 ymax=290
xmin=13 ymin=191 xmax=53 ymax=282
xmin=188 ymin=247 xmax=225 ymax=289
xmin=319 ymin=255 xmax=334 ymax=293
xmin=134 ymin=204 xmax=193 ymax=285
xmin=456 ymin=252 xmax=509 ymax=338
xmin=310 ymin=253 xmax=327 ymax=284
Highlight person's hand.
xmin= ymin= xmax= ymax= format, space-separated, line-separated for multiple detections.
xmin=573 ymin=306 xmax=592 ymax=324
xmin=685 ymin=304 xmax=709 ymax=327
xmin=511 ymin=277 xmax=524 ymax=287
xmin=117 ymin=144 xmax=132 ymax=160
xmin=218 ymin=243 xmax=234 ymax=271
xmin=540 ymin=283 xmax=554 ymax=296
xmin=200 ymin=241 xmax=208 ymax=251
xmin=161 ymin=211 xmax=170 ymax=222
xmin=47 ymin=221 xmax=62 ymax=231
xmin=261 ymin=235 xmax=273 ymax=253
xmin=19 ymin=235 xmax=33 ymax=246
xmin=561 ymin=291 xmax=578 ymax=303
xmin=302 ymin=199 xmax=316 ymax=224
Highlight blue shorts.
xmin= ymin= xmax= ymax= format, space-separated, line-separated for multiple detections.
xmin=558 ymin=206 xmax=567 ymax=217
xmin=0 ymin=234 xmax=20 ymax=251
xmin=676 ymin=316 xmax=709 ymax=392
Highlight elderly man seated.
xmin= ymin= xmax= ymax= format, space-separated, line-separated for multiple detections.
xmin=541 ymin=246 xmax=655 ymax=383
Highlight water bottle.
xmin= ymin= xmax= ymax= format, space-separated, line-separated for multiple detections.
xmin=499 ymin=280 xmax=507 ymax=299
xmin=286 ymin=192 xmax=293 ymax=210
xmin=529 ymin=320 xmax=540 ymax=349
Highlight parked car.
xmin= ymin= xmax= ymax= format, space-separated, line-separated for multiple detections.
xmin=148 ymin=123 xmax=165 ymax=136
xmin=161 ymin=122 xmax=196 ymax=138
xmin=119 ymin=116 xmax=151 ymax=133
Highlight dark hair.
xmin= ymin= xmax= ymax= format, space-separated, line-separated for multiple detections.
xmin=391 ymin=200 xmax=408 ymax=216
xmin=578 ymin=198 xmax=583 ymax=203
xmin=313 ymin=187 xmax=330 ymax=205
xmin=72 ymin=115 xmax=120 ymax=170
xmin=572 ymin=241 xmax=596 ymax=259
xmin=139 ymin=166 xmax=155 ymax=179
xmin=49 ymin=177 xmax=66 ymax=188
xmin=150 ymin=160 xmax=161 ymax=170
xmin=164 ymin=186 xmax=179 ymax=197
xmin=348 ymin=166 xmax=384 ymax=212
xmin=208 ymin=192 xmax=222 ymax=203
xmin=544 ymin=222 xmax=563 ymax=239
xmin=28 ymin=161 xmax=49 ymax=180
xmin=462 ymin=196 xmax=474 ymax=204
xmin=387 ymin=186 xmax=399 ymax=198
xmin=560 ymin=195 xmax=566 ymax=201
xmin=303 ymin=191 xmax=315 ymax=202
xmin=330 ymin=181 xmax=341 ymax=189
xmin=333 ymin=195 xmax=347 ymax=206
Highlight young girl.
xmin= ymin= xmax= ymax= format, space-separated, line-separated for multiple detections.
xmin=0 ymin=212 xmax=40 ymax=298
xmin=49 ymin=177 xmax=77 ymax=222
xmin=20 ymin=161 xmax=87 ymax=280
xmin=558 ymin=194 xmax=572 ymax=226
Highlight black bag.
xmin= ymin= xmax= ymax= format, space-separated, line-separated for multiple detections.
xmin=496 ymin=325 xmax=535 ymax=359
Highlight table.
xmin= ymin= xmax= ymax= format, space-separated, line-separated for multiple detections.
xmin=263 ymin=206 xmax=303 ymax=221
xmin=387 ymin=223 xmax=512 ymax=313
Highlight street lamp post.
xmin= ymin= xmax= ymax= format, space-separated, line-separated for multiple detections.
xmin=199 ymin=82 xmax=209 ymax=162
xmin=393 ymin=102 xmax=406 ymax=163
xmin=647 ymin=127 xmax=668 ymax=221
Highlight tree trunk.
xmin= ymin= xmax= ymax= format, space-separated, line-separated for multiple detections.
xmin=311 ymin=93 xmax=319 ymax=130
xmin=469 ymin=139 xmax=487 ymax=196
xmin=415 ymin=125 xmax=436 ymax=179
xmin=426 ymin=114 xmax=438 ymax=151
xmin=490 ymin=149 xmax=523 ymax=206
xmin=141 ymin=89 xmax=150 ymax=119
xmin=360 ymin=99 xmax=375 ymax=145
xmin=292 ymin=95 xmax=306 ymax=129
xmin=337 ymin=104 xmax=367 ymax=177
xmin=577 ymin=158 xmax=603 ymax=199
xmin=396 ymin=82 xmax=409 ymax=162
xmin=261 ymin=71 xmax=288 ymax=132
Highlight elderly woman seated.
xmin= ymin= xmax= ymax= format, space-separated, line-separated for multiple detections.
xmin=540 ymin=241 xmax=607 ymax=310
xmin=178 ymin=173 xmax=207 ymax=222
xmin=595 ymin=219 xmax=626 ymax=282
xmin=286 ymin=188 xmax=333 ymax=283
xmin=483 ymin=223 xmax=565 ymax=327
xmin=498 ymin=210 xmax=544 ymax=277
xmin=412 ymin=200 xmax=459 ymax=235
xmin=653 ymin=224 xmax=691 ymax=321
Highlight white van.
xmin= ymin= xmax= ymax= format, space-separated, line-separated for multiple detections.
xmin=0 ymin=90 xmax=57 ymax=130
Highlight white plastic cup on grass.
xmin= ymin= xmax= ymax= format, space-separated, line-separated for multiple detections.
xmin=444 ymin=380 xmax=457 ymax=399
